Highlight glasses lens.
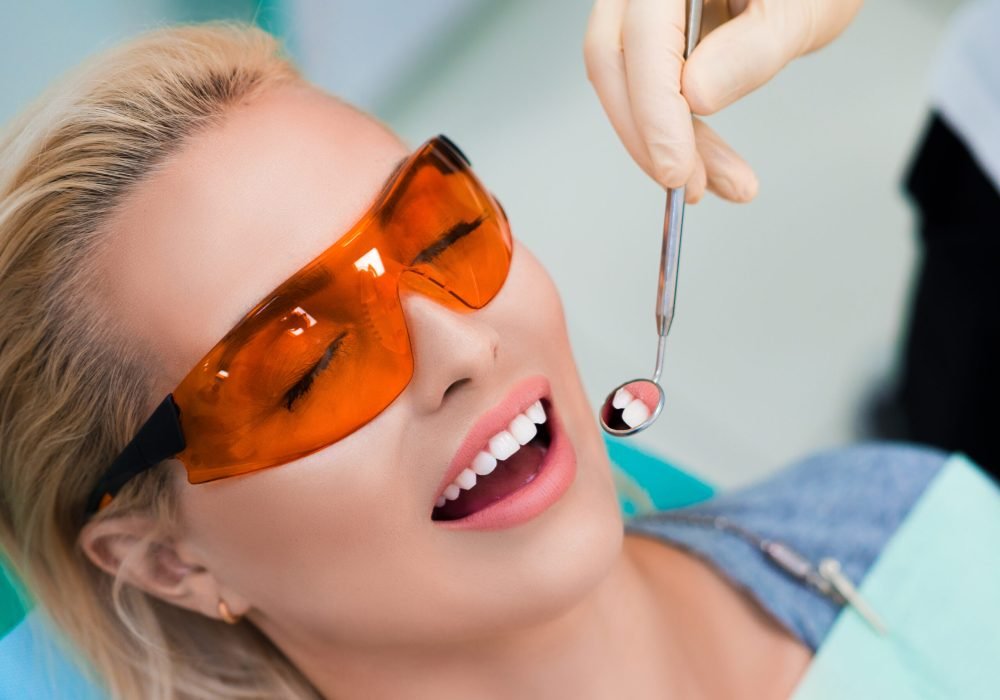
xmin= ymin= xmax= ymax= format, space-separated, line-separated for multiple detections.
xmin=382 ymin=145 xmax=512 ymax=309
xmin=172 ymin=138 xmax=512 ymax=482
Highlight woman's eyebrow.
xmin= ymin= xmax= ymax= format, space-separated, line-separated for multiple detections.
xmin=218 ymin=267 xmax=333 ymax=368
xmin=223 ymin=157 xmax=409 ymax=330
xmin=216 ymin=156 xmax=410 ymax=361
xmin=377 ymin=154 xmax=428 ymax=226
xmin=383 ymin=155 xmax=408 ymax=188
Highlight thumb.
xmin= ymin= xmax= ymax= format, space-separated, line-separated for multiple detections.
xmin=682 ymin=4 xmax=798 ymax=115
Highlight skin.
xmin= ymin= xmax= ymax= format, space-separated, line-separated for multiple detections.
xmin=584 ymin=0 xmax=865 ymax=202
xmin=80 ymin=82 xmax=810 ymax=698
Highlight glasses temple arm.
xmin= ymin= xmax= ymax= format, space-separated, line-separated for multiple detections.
xmin=83 ymin=394 xmax=186 ymax=518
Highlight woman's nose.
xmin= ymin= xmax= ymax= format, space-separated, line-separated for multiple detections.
xmin=399 ymin=290 xmax=500 ymax=413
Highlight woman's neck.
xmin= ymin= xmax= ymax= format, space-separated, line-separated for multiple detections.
xmin=279 ymin=534 xmax=810 ymax=699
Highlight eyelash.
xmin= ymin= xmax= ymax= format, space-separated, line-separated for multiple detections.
xmin=409 ymin=215 xmax=485 ymax=266
xmin=282 ymin=331 xmax=347 ymax=411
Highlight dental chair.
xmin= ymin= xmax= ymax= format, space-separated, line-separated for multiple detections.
xmin=0 ymin=436 xmax=713 ymax=699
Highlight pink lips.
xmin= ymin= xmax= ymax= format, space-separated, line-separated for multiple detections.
xmin=433 ymin=375 xmax=551 ymax=505
xmin=431 ymin=375 xmax=578 ymax=530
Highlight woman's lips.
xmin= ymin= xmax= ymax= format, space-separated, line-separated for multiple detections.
xmin=433 ymin=400 xmax=550 ymax=518
xmin=432 ymin=375 xmax=551 ymax=509
xmin=434 ymin=395 xmax=576 ymax=530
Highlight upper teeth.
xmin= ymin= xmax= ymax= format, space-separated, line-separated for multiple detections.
xmin=612 ymin=388 xmax=650 ymax=428
xmin=435 ymin=400 xmax=547 ymax=508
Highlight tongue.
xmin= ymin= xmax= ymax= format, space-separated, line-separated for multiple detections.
xmin=433 ymin=444 xmax=546 ymax=521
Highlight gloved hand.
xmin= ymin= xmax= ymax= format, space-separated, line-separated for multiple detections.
xmin=584 ymin=0 xmax=863 ymax=203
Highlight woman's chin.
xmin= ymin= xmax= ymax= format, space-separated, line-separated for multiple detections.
xmin=489 ymin=458 xmax=625 ymax=633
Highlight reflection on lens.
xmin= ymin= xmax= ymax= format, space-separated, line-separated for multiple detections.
xmin=600 ymin=379 xmax=664 ymax=434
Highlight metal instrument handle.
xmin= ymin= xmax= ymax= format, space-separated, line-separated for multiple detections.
xmin=653 ymin=0 xmax=704 ymax=382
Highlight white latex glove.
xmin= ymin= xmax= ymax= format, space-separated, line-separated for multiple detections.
xmin=584 ymin=0 xmax=863 ymax=203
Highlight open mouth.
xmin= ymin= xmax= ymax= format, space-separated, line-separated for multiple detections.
xmin=431 ymin=398 xmax=553 ymax=522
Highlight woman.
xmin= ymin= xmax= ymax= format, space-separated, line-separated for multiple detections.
xmin=0 ymin=19 xmax=993 ymax=700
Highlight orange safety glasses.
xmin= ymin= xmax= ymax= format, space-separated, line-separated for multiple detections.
xmin=84 ymin=135 xmax=513 ymax=516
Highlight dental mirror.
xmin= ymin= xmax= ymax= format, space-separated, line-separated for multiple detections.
xmin=599 ymin=0 xmax=703 ymax=438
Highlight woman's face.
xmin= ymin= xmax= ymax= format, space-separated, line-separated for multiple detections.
xmin=92 ymin=82 xmax=623 ymax=653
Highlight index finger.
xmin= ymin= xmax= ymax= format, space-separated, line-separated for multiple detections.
xmin=621 ymin=0 xmax=696 ymax=188
xmin=584 ymin=0 xmax=659 ymax=180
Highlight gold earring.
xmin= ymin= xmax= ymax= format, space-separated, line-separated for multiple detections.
xmin=218 ymin=598 xmax=242 ymax=624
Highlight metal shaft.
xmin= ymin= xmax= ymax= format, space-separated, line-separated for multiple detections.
xmin=653 ymin=0 xmax=704 ymax=380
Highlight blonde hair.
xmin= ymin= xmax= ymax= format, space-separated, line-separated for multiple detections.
xmin=0 ymin=21 xmax=324 ymax=699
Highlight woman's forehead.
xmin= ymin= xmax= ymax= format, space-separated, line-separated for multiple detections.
xmin=98 ymin=84 xmax=408 ymax=390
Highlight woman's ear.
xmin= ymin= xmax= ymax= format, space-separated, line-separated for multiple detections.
xmin=78 ymin=514 xmax=250 ymax=622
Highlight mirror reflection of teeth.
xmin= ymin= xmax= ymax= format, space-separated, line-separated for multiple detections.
xmin=611 ymin=388 xmax=650 ymax=427
xmin=434 ymin=400 xmax=548 ymax=508
xmin=612 ymin=387 xmax=634 ymax=409
xmin=621 ymin=398 xmax=650 ymax=428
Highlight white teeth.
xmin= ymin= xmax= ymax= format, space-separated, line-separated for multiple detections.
xmin=612 ymin=388 xmax=634 ymax=410
xmin=488 ymin=431 xmax=520 ymax=460
xmin=471 ymin=450 xmax=498 ymax=476
xmin=455 ymin=468 xmax=477 ymax=490
xmin=621 ymin=398 xmax=650 ymax=428
xmin=435 ymin=400 xmax=551 ymax=511
xmin=525 ymin=400 xmax=546 ymax=424
xmin=509 ymin=414 xmax=537 ymax=445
